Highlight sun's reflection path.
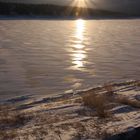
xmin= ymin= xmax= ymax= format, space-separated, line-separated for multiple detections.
xmin=71 ymin=19 xmax=87 ymax=70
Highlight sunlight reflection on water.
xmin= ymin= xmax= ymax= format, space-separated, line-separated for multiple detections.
xmin=70 ymin=19 xmax=87 ymax=70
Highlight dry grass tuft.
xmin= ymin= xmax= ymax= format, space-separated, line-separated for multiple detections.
xmin=104 ymin=83 xmax=115 ymax=95
xmin=117 ymin=97 xmax=140 ymax=108
xmin=0 ymin=105 xmax=30 ymax=128
xmin=135 ymin=81 xmax=140 ymax=87
xmin=82 ymin=93 xmax=110 ymax=118
xmin=0 ymin=130 xmax=17 ymax=140
xmin=0 ymin=104 xmax=31 ymax=140
xmin=74 ymin=97 xmax=83 ymax=103
xmin=137 ymin=82 xmax=140 ymax=87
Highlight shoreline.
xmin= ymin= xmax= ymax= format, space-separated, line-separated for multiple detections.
xmin=0 ymin=80 xmax=140 ymax=139
xmin=0 ymin=80 xmax=139 ymax=104
xmin=0 ymin=15 xmax=140 ymax=20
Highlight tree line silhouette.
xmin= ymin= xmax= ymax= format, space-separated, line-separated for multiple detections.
xmin=0 ymin=1 xmax=135 ymax=17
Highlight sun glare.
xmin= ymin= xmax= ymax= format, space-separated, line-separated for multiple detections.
xmin=67 ymin=0 xmax=90 ymax=17
xmin=75 ymin=0 xmax=86 ymax=7
xmin=71 ymin=0 xmax=87 ymax=8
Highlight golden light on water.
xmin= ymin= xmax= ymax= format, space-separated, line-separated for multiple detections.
xmin=76 ymin=19 xmax=85 ymax=42
xmin=72 ymin=52 xmax=86 ymax=68
xmin=71 ymin=19 xmax=87 ymax=70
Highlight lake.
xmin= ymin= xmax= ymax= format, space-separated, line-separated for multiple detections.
xmin=0 ymin=19 xmax=140 ymax=100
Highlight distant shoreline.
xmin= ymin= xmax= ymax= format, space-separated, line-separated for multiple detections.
xmin=0 ymin=15 xmax=140 ymax=20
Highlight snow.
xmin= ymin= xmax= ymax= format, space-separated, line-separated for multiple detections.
xmin=0 ymin=80 xmax=140 ymax=140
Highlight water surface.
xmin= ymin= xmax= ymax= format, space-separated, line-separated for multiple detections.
xmin=0 ymin=19 xmax=140 ymax=100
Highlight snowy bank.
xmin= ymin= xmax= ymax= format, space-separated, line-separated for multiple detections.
xmin=0 ymin=80 xmax=140 ymax=140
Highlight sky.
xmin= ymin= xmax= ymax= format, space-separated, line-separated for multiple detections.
xmin=1 ymin=0 xmax=140 ymax=14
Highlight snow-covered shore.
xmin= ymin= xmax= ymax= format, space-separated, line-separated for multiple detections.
xmin=0 ymin=80 xmax=140 ymax=140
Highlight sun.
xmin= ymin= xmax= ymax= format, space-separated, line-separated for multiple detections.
xmin=77 ymin=0 xmax=86 ymax=7
xmin=72 ymin=0 xmax=87 ymax=7
xmin=66 ymin=0 xmax=90 ymax=17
